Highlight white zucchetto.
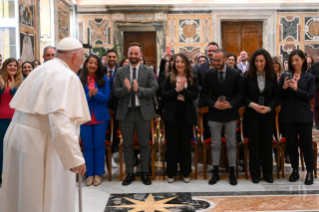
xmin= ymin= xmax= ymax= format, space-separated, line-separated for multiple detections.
xmin=56 ymin=37 xmax=83 ymax=51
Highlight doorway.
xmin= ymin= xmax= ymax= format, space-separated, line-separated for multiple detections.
xmin=124 ymin=31 xmax=157 ymax=72
xmin=222 ymin=22 xmax=262 ymax=57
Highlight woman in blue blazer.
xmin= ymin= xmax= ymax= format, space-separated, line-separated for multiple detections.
xmin=80 ymin=55 xmax=111 ymax=186
xmin=279 ymin=50 xmax=315 ymax=185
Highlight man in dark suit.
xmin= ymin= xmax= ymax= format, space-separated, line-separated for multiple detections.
xmin=309 ymin=61 xmax=319 ymax=129
xmin=197 ymin=42 xmax=219 ymax=139
xmin=104 ymin=50 xmax=120 ymax=163
xmin=113 ymin=42 xmax=158 ymax=186
xmin=201 ymin=49 xmax=243 ymax=186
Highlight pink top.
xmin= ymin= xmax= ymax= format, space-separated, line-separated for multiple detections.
xmin=0 ymin=87 xmax=15 ymax=119
xmin=85 ymin=75 xmax=105 ymax=125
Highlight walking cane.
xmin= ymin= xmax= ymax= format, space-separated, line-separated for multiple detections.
xmin=78 ymin=173 xmax=83 ymax=212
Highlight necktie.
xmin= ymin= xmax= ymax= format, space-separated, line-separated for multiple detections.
xmin=131 ymin=68 xmax=136 ymax=109
xmin=219 ymin=71 xmax=224 ymax=84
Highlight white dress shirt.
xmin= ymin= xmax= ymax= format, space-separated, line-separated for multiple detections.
xmin=129 ymin=63 xmax=140 ymax=107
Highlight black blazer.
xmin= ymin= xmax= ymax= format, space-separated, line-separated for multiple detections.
xmin=309 ymin=63 xmax=319 ymax=90
xmin=243 ymin=72 xmax=279 ymax=119
xmin=197 ymin=61 xmax=210 ymax=107
xmin=278 ymin=72 xmax=315 ymax=123
xmin=201 ymin=66 xmax=243 ymax=123
xmin=162 ymin=75 xmax=198 ymax=124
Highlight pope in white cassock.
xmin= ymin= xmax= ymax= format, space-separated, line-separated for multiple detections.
xmin=0 ymin=37 xmax=91 ymax=212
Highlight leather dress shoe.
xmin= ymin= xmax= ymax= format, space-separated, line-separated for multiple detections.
xmin=141 ymin=172 xmax=152 ymax=185
xmin=252 ymin=178 xmax=259 ymax=184
xmin=304 ymin=172 xmax=314 ymax=185
xmin=289 ymin=169 xmax=299 ymax=182
xmin=285 ymin=156 xmax=291 ymax=164
xmin=122 ymin=173 xmax=135 ymax=186
xmin=263 ymin=178 xmax=274 ymax=183
xmin=208 ymin=173 xmax=220 ymax=185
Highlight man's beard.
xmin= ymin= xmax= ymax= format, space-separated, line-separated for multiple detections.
xmin=107 ymin=61 xmax=115 ymax=67
xmin=129 ymin=58 xmax=139 ymax=65
xmin=241 ymin=59 xmax=247 ymax=62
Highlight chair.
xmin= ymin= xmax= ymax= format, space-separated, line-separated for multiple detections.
xmin=79 ymin=109 xmax=115 ymax=181
xmin=240 ymin=106 xmax=281 ymax=179
xmin=198 ymin=107 xmax=240 ymax=180
xmin=160 ymin=120 xmax=199 ymax=179
xmin=117 ymin=119 xmax=156 ymax=181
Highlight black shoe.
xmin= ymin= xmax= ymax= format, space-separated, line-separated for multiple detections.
xmin=289 ymin=169 xmax=299 ymax=182
xmin=122 ymin=173 xmax=135 ymax=186
xmin=252 ymin=178 xmax=259 ymax=184
xmin=141 ymin=172 xmax=152 ymax=185
xmin=263 ymin=178 xmax=274 ymax=183
xmin=239 ymin=160 xmax=244 ymax=166
xmin=229 ymin=167 xmax=237 ymax=185
xmin=208 ymin=173 xmax=220 ymax=185
xmin=305 ymin=172 xmax=314 ymax=185
xmin=285 ymin=156 xmax=291 ymax=164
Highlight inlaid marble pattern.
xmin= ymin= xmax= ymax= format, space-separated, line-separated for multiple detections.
xmin=305 ymin=44 xmax=319 ymax=63
xmin=88 ymin=19 xmax=110 ymax=44
xmin=203 ymin=18 xmax=210 ymax=43
xmin=280 ymin=44 xmax=300 ymax=62
xmin=305 ymin=17 xmax=319 ymax=41
xmin=168 ymin=19 xmax=176 ymax=44
xmin=200 ymin=195 xmax=319 ymax=211
xmin=179 ymin=47 xmax=200 ymax=62
xmin=279 ymin=16 xmax=300 ymax=41
xmin=178 ymin=19 xmax=201 ymax=43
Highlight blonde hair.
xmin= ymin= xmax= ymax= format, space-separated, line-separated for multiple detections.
xmin=1 ymin=58 xmax=24 ymax=88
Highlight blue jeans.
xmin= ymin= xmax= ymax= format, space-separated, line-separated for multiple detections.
xmin=80 ymin=122 xmax=108 ymax=176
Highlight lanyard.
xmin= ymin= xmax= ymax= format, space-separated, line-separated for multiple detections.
xmin=240 ymin=63 xmax=248 ymax=72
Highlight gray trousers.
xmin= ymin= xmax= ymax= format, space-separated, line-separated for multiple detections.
xmin=121 ymin=108 xmax=150 ymax=173
xmin=208 ymin=120 xmax=237 ymax=167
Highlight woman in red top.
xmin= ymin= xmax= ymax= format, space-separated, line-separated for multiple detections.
xmin=0 ymin=58 xmax=23 ymax=184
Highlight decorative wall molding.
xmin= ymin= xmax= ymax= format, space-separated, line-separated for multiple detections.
xmin=168 ymin=18 xmax=176 ymax=44
xmin=212 ymin=10 xmax=277 ymax=56
xmin=178 ymin=19 xmax=201 ymax=44
xmin=304 ymin=17 xmax=319 ymax=41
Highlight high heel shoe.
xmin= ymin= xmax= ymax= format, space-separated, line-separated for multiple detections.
xmin=94 ymin=175 xmax=102 ymax=186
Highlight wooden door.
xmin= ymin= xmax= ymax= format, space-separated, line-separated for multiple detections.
xmin=222 ymin=22 xmax=262 ymax=57
xmin=124 ymin=32 xmax=157 ymax=73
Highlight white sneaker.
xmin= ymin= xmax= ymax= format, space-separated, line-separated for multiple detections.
xmin=111 ymin=158 xmax=118 ymax=168
xmin=183 ymin=177 xmax=190 ymax=183
xmin=167 ymin=177 xmax=174 ymax=183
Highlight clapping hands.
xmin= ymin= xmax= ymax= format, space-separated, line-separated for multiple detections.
xmin=175 ymin=78 xmax=186 ymax=92
xmin=8 ymin=76 xmax=15 ymax=91
xmin=89 ymin=88 xmax=98 ymax=97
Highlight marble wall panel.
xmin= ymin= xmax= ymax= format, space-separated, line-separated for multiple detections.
xmin=305 ymin=44 xmax=319 ymax=63
xmin=58 ymin=2 xmax=70 ymax=42
xmin=178 ymin=19 xmax=201 ymax=44
xmin=179 ymin=46 xmax=200 ymax=63
xmin=305 ymin=16 xmax=319 ymax=41
xmin=280 ymin=16 xmax=300 ymax=41
xmin=280 ymin=44 xmax=300 ymax=62
xmin=19 ymin=0 xmax=35 ymax=28
xmin=88 ymin=19 xmax=110 ymax=45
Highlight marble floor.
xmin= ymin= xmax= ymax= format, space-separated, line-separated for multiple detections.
xmin=71 ymin=159 xmax=319 ymax=212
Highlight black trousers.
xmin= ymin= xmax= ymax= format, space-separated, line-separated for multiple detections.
xmin=281 ymin=123 xmax=314 ymax=172
xmin=247 ymin=115 xmax=274 ymax=180
xmin=165 ymin=116 xmax=193 ymax=178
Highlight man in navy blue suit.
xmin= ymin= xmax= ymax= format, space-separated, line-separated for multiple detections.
xmin=197 ymin=42 xmax=219 ymax=139
xmin=105 ymin=49 xmax=120 ymax=161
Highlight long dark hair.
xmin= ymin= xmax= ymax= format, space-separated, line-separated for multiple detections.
xmin=227 ymin=53 xmax=239 ymax=69
xmin=80 ymin=55 xmax=106 ymax=88
xmin=119 ymin=57 xmax=129 ymax=67
xmin=246 ymin=48 xmax=274 ymax=79
xmin=32 ymin=59 xmax=41 ymax=67
xmin=288 ymin=50 xmax=308 ymax=73
xmin=170 ymin=53 xmax=194 ymax=84
xmin=22 ymin=61 xmax=34 ymax=78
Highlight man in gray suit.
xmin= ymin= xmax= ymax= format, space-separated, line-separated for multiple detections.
xmin=113 ymin=42 xmax=158 ymax=186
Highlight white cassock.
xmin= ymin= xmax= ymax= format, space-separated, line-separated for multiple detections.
xmin=0 ymin=58 xmax=91 ymax=212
